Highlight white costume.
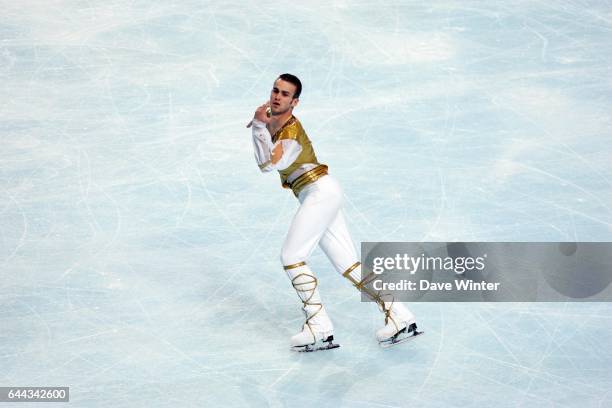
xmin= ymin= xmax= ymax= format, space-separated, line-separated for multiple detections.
xmin=251 ymin=116 xmax=419 ymax=350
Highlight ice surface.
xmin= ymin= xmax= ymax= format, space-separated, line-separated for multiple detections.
xmin=1 ymin=1 xmax=612 ymax=407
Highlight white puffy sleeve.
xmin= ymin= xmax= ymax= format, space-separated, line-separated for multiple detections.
xmin=251 ymin=119 xmax=302 ymax=172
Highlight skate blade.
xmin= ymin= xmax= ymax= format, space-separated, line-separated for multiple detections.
xmin=291 ymin=336 xmax=340 ymax=353
xmin=379 ymin=323 xmax=424 ymax=349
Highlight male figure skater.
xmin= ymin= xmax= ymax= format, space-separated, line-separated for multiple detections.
xmin=247 ymin=73 xmax=422 ymax=351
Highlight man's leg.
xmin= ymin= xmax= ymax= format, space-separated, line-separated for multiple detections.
xmin=280 ymin=179 xmax=343 ymax=351
xmin=318 ymin=208 xmax=420 ymax=345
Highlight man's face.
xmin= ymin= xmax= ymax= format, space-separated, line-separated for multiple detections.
xmin=269 ymin=79 xmax=298 ymax=116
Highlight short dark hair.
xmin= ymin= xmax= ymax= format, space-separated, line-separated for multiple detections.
xmin=277 ymin=73 xmax=302 ymax=99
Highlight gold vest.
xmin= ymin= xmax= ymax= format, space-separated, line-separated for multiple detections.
xmin=271 ymin=116 xmax=322 ymax=189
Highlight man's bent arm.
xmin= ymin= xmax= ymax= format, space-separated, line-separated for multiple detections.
xmin=251 ymin=119 xmax=302 ymax=172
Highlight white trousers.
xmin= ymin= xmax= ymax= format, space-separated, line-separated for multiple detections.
xmin=280 ymin=175 xmax=354 ymax=333
xmin=280 ymin=175 xmax=416 ymax=335
xmin=281 ymin=175 xmax=357 ymax=273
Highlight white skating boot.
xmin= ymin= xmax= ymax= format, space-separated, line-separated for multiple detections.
xmin=290 ymin=308 xmax=338 ymax=352
xmin=342 ymin=262 xmax=423 ymax=348
xmin=376 ymin=300 xmax=423 ymax=348
xmin=286 ymin=262 xmax=340 ymax=352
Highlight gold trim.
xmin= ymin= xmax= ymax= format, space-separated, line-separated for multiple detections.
xmin=284 ymin=261 xmax=306 ymax=270
xmin=258 ymin=160 xmax=272 ymax=169
xmin=341 ymin=261 xmax=400 ymax=331
xmin=286 ymin=164 xmax=328 ymax=197
xmin=343 ymin=262 xmax=376 ymax=288
xmin=342 ymin=262 xmax=361 ymax=278
xmin=272 ymin=116 xmax=297 ymax=143
xmin=291 ymin=272 xmax=321 ymax=340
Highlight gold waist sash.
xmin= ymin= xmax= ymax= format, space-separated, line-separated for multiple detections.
xmin=283 ymin=164 xmax=328 ymax=197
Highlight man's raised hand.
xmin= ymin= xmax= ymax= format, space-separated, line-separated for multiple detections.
xmin=246 ymin=102 xmax=271 ymax=128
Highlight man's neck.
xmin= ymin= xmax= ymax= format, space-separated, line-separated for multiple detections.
xmin=269 ymin=110 xmax=294 ymax=134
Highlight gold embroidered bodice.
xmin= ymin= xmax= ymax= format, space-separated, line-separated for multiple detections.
xmin=271 ymin=116 xmax=321 ymax=188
